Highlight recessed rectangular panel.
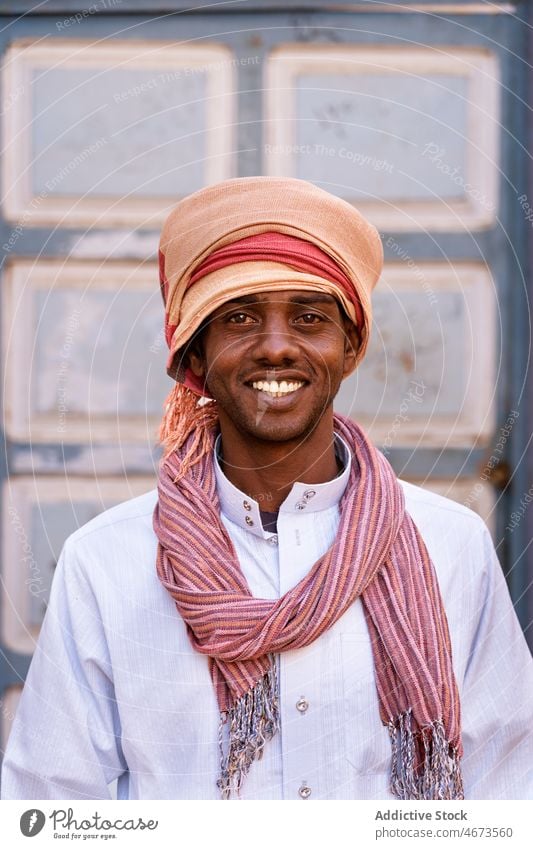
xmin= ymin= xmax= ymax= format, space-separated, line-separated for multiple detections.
xmin=2 ymin=477 xmax=156 ymax=653
xmin=3 ymin=260 xmax=172 ymax=442
xmin=2 ymin=40 xmax=236 ymax=226
xmin=265 ymin=46 xmax=499 ymax=230
xmin=334 ymin=263 xmax=496 ymax=446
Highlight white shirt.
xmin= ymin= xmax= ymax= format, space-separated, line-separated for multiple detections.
xmin=2 ymin=436 xmax=532 ymax=800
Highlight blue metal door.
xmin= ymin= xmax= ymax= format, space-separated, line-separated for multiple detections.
xmin=1 ymin=0 xmax=531 ymax=752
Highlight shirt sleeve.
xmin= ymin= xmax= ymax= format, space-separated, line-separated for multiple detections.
xmin=1 ymin=536 xmax=127 ymax=799
xmin=460 ymin=522 xmax=533 ymax=799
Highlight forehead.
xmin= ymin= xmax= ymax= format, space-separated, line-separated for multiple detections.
xmin=216 ymin=291 xmax=340 ymax=309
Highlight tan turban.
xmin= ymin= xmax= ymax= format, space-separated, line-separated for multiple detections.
xmin=159 ymin=176 xmax=383 ymax=384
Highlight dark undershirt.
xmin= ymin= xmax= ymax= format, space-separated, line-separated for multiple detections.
xmin=259 ymin=510 xmax=280 ymax=534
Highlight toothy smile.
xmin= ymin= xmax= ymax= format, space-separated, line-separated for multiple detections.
xmin=251 ymin=380 xmax=305 ymax=398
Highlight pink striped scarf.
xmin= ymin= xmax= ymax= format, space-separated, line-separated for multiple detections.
xmin=153 ymin=414 xmax=463 ymax=799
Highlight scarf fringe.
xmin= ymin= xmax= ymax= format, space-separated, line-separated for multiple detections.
xmin=217 ymin=659 xmax=280 ymax=800
xmin=387 ymin=709 xmax=464 ymax=800
xmin=217 ymin=689 xmax=463 ymax=801
xmin=159 ymin=383 xmax=218 ymax=479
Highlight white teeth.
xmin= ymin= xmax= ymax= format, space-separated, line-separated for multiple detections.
xmin=251 ymin=379 xmax=304 ymax=396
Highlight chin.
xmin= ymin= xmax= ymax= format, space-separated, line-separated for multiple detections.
xmin=242 ymin=416 xmax=318 ymax=444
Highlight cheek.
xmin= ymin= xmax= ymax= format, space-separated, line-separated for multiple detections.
xmin=201 ymin=337 xmax=243 ymax=383
xmin=314 ymin=335 xmax=349 ymax=368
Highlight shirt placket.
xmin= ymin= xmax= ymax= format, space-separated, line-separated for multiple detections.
xmin=277 ymin=509 xmax=324 ymax=801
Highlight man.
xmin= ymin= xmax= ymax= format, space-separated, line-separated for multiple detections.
xmin=2 ymin=177 xmax=532 ymax=800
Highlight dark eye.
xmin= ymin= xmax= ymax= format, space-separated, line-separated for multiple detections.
xmin=297 ymin=313 xmax=323 ymax=324
xmin=227 ymin=312 xmax=255 ymax=324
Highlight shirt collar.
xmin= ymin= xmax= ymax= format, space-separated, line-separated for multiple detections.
xmin=213 ymin=433 xmax=352 ymax=539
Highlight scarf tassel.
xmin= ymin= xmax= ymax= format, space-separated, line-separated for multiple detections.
xmin=217 ymin=659 xmax=280 ymax=800
xmin=387 ymin=708 xmax=464 ymax=800
xmin=159 ymin=383 xmax=218 ymax=477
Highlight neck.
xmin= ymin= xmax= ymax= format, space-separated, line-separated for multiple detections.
xmin=217 ymin=411 xmax=339 ymax=511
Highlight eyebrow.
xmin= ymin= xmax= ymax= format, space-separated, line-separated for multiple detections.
xmin=222 ymin=293 xmax=338 ymax=307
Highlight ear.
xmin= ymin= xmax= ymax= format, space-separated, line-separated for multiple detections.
xmin=342 ymin=318 xmax=360 ymax=378
xmin=185 ymin=337 xmax=206 ymax=380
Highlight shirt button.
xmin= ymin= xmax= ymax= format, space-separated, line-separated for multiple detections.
xmin=268 ymin=535 xmax=279 ymax=546
xmin=303 ymin=489 xmax=316 ymax=500
xmin=295 ymin=501 xmax=306 ymax=510
xmin=298 ymin=783 xmax=311 ymax=799
xmin=243 ymin=500 xmax=252 ymax=511
xmin=296 ymin=697 xmax=309 ymax=714
xmin=245 ymin=516 xmax=254 ymax=526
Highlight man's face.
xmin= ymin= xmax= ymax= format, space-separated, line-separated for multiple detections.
xmin=187 ymin=291 xmax=359 ymax=444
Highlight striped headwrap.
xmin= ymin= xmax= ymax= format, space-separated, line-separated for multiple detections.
xmin=159 ymin=176 xmax=382 ymax=383
xmin=153 ymin=414 xmax=463 ymax=800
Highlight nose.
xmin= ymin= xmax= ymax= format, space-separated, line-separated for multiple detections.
xmin=250 ymin=314 xmax=300 ymax=365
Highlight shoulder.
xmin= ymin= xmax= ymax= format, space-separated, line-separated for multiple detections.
xmin=60 ymin=489 xmax=159 ymax=580
xmin=49 ymin=489 xmax=176 ymax=655
xmin=398 ymin=478 xmax=495 ymax=589
xmin=398 ymin=478 xmax=487 ymax=531
xmin=67 ymin=488 xmax=158 ymax=544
